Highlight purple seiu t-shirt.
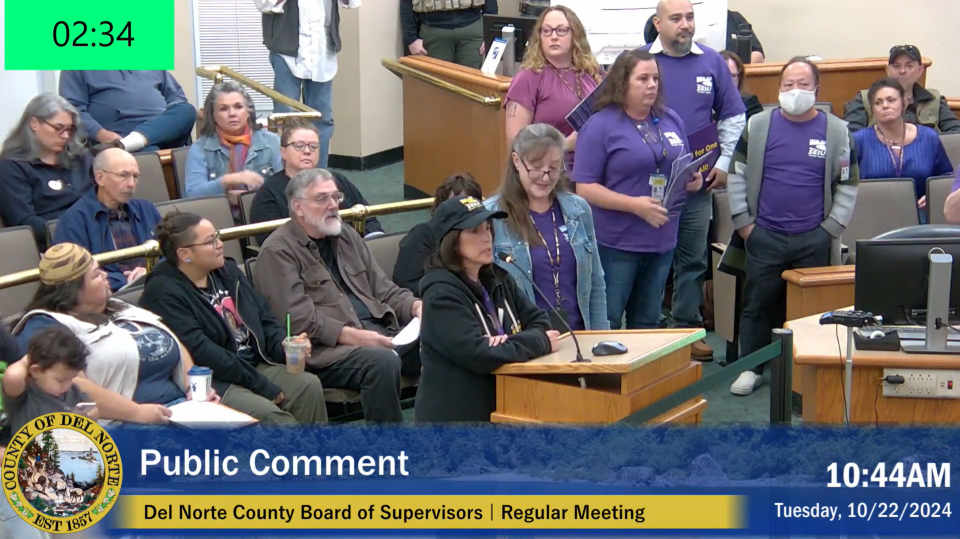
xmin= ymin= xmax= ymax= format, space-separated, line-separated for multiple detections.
xmin=757 ymin=111 xmax=828 ymax=235
xmin=529 ymin=200 xmax=584 ymax=330
xmin=479 ymin=285 xmax=505 ymax=336
xmin=640 ymin=43 xmax=745 ymax=133
xmin=572 ymin=106 xmax=689 ymax=254
xmin=952 ymin=165 xmax=960 ymax=193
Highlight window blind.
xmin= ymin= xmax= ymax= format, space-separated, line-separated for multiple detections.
xmin=194 ymin=0 xmax=275 ymax=112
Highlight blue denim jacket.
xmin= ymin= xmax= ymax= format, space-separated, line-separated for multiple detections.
xmin=484 ymin=192 xmax=609 ymax=330
xmin=184 ymin=129 xmax=282 ymax=198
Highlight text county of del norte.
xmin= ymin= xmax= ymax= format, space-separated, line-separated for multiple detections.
xmin=143 ymin=503 xmax=648 ymax=524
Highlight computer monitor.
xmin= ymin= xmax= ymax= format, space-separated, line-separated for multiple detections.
xmin=482 ymin=15 xmax=538 ymax=64
xmin=855 ymin=237 xmax=960 ymax=326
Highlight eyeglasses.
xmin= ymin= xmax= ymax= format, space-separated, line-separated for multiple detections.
xmin=102 ymin=170 xmax=140 ymax=181
xmin=284 ymin=142 xmax=321 ymax=152
xmin=183 ymin=230 xmax=222 ymax=249
xmin=41 ymin=119 xmax=77 ymax=136
xmin=518 ymin=160 xmax=564 ymax=181
xmin=540 ymin=25 xmax=571 ymax=37
xmin=300 ymin=192 xmax=345 ymax=206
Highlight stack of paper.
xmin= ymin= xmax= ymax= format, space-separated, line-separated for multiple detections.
xmin=392 ymin=318 xmax=421 ymax=346
xmin=168 ymin=401 xmax=258 ymax=429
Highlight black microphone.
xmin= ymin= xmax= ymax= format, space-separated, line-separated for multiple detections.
xmin=497 ymin=252 xmax=589 ymax=363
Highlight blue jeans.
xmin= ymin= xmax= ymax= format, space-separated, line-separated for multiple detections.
xmin=130 ymin=102 xmax=197 ymax=151
xmin=270 ymin=52 xmax=335 ymax=168
xmin=599 ymin=245 xmax=675 ymax=329
xmin=670 ymin=190 xmax=712 ymax=328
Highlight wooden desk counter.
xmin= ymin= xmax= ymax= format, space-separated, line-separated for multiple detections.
xmin=786 ymin=312 xmax=960 ymax=425
xmin=492 ymin=329 xmax=706 ymax=425
xmin=782 ymin=265 xmax=855 ymax=402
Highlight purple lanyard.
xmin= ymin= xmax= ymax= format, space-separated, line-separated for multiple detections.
xmin=480 ymin=286 xmax=505 ymax=336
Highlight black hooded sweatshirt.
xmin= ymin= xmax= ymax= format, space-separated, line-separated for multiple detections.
xmin=415 ymin=265 xmax=552 ymax=422
xmin=139 ymin=258 xmax=287 ymax=400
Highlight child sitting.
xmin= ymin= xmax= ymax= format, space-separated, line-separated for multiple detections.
xmin=1 ymin=326 xmax=97 ymax=433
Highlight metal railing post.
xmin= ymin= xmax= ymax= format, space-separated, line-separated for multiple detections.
xmin=769 ymin=328 xmax=794 ymax=425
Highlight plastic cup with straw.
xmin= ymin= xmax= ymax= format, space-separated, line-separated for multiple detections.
xmin=282 ymin=313 xmax=307 ymax=374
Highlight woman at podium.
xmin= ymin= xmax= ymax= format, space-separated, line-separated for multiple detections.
xmin=572 ymin=50 xmax=703 ymax=330
xmin=484 ymin=123 xmax=609 ymax=331
xmin=416 ymin=196 xmax=559 ymax=422
xmin=504 ymin=6 xmax=602 ymax=167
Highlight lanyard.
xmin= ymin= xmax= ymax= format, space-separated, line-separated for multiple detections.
xmin=875 ymin=124 xmax=906 ymax=177
xmin=637 ymin=117 xmax=668 ymax=173
xmin=551 ymin=64 xmax=585 ymax=99
xmin=530 ymin=208 xmax=563 ymax=308
xmin=480 ymin=286 xmax=504 ymax=335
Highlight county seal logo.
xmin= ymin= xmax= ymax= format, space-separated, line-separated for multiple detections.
xmin=2 ymin=412 xmax=122 ymax=534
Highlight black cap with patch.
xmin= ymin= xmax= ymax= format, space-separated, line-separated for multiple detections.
xmin=889 ymin=45 xmax=921 ymax=64
xmin=433 ymin=196 xmax=506 ymax=243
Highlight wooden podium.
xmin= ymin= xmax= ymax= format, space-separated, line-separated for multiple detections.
xmin=385 ymin=57 xmax=511 ymax=199
xmin=491 ymin=329 xmax=706 ymax=425
xmin=744 ymin=57 xmax=931 ymax=116
xmin=786 ymin=311 xmax=960 ymax=424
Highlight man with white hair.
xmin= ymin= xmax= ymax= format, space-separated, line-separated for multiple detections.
xmin=253 ymin=169 xmax=422 ymax=422
xmin=53 ymin=147 xmax=161 ymax=291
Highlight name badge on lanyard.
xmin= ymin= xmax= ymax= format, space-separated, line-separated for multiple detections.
xmin=649 ymin=174 xmax=667 ymax=203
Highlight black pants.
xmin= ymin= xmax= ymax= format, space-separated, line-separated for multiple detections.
xmin=314 ymin=319 xmax=421 ymax=422
xmin=317 ymin=347 xmax=404 ymax=422
xmin=738 ymin=225 xmax=831 ymax=374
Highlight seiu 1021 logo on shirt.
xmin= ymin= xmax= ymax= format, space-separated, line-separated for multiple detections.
xmin=664 ymin=132 xmax=684 ymax=147
xmin=696 ymin=76 xmax=713 ymax=94
xmin=808 ymin=139 xmax=827 ymax=159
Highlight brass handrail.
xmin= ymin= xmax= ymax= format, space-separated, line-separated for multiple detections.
xmin=382 ymin=59 xmax=502 ymax=107
xmin=267 ymin=112 xmax=323 ymax=131
xmin=0 ymin=198 xmax=435 ymax=292
xmin=196 ymin=65 xmax=318 ymax=114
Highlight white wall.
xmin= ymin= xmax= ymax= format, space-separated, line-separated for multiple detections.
xmin=731 ymin=0 xmax=960 ymax=95
xmin=0 ymin=8 xmax=59 ymax=139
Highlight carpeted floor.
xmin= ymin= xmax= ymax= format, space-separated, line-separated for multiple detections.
xmin=337 ymin=163 xmax=777 ymax=425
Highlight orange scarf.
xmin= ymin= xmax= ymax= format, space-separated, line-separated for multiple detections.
xmin=217 ymin=126 xmax=252 ymax=174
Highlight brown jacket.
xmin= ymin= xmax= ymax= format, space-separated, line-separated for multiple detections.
xmin=254 ymin=219 xmax=418 ymax=369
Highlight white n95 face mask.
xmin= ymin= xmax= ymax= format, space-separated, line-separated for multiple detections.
xmin=779 ymin=89 xmax=817 ymax=115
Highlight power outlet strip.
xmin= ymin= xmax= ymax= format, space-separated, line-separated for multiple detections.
xmin=882 ymin=369 xmax=960 ymax=399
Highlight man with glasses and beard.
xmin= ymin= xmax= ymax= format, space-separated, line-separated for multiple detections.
xmin=640 ymin=0 xmax=746 ymax=362
xmin=254 ymin=169 xmax=423 ymax=423
xmin=53 ymin=147 xmax=161 ymax=291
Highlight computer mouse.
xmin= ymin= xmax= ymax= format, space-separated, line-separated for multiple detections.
xmin=592 ymin=341 xmax=628 ymax=356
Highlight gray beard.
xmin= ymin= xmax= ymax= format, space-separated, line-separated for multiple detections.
xmin=672 ymin=38 xmax=693 ymax=55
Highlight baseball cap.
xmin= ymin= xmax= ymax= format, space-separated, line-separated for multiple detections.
xmin=889 ymin=45 xmax=921 ymax=64
xmin=433 ymin=196 xmax=506 ymax=243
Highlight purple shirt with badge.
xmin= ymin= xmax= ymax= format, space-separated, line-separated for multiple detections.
xmin=640 ymin=43 xmax=745 ymax=133
xmin=572 ymin=106 xmax=689 ymax=254
xmin=757 ymin=111 xmax=828 ymax=235
xmin=953 ymin=166 xmax=960 ymax=192
xmin=529 ymin=201 xmax=584 ymax=330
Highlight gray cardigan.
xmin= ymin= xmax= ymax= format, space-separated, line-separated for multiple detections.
xmin=719 ymin=109 xmax=860 ymax=275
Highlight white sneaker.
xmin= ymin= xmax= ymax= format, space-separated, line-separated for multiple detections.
xmin=730 ymin=371 xmax=763 ymax=395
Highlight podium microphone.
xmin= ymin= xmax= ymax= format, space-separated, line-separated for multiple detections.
xmin=497 ymin=252 xmax=590 ymax=363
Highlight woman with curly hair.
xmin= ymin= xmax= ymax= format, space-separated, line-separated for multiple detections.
xmin=504 ymin=6 xmax=602 ymax=160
